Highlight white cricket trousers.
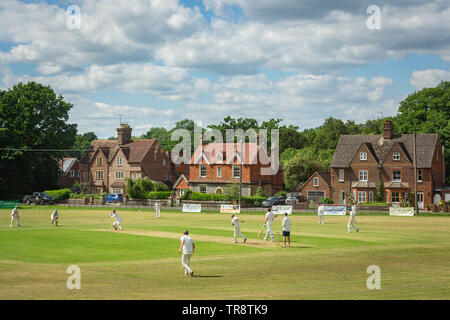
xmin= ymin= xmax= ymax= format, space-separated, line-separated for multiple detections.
xmin=10 ymin=216 xmax=20 ymax=227
xmin=233 ymin=227 xmax=246 ymax=242
xmin=264 ymin=224 xmax=274 ymax=241
xmin=112 ymin=221 xmax=123 ymax=230
xmin=348 ymin=215 xmax=358 ymax=232
xmin=156 ymin=208 xmax=160 ymax=218
xmin=318 ymin=213 xmax=325 ymax=224
xmin=182 ymin=253 xmax=193 ymax=275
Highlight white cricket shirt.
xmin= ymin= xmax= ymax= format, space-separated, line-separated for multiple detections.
xmin=282 ymin=216 xmax=291 ymax=232
xmin=232 ymin=216 xmax=240 ymax=228
xmin=180 ymin=235 xmax=194 ymax=254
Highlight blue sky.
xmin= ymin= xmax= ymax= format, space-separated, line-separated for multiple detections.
xmin=1 ymin=0 xmax=449 ymax=138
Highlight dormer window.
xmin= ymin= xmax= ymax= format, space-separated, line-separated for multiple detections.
xmin=116 ymin=157 xmax=123 ymax=166
xmin=313 ymin=177 xmax=319 ymax=187
xmin=96 ymin=157 xmax=102 ymax=165
xmin=393 ymin=152 xmax=400 ymax=161
xmin=360 ymin=152 xmax=367 ymax=161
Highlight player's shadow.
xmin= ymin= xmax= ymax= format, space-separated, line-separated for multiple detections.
xmin=193 ymin=275 xmax=223 ymax=278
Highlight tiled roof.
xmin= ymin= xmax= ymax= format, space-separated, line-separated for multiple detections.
xmin=331 ymin=134 xmax=439 ymax=168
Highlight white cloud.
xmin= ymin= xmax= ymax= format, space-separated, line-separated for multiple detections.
xmin=410 ymin=69 xmax=450 ymax=90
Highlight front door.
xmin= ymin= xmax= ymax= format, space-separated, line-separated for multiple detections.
xmin=417 ymin=192 xmax=424 ymax=210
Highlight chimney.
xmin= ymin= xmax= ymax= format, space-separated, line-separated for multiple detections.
xmin=117 ymin=123 xmax=132 ymax=145
xmin=383 ymin=120 xmax=394 ymax=140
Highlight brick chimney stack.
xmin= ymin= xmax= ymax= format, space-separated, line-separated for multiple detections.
xmin=117 ymin=123 xmax=132 ymax=145
xmin=383 ymin=120 xmax=394 ymax=140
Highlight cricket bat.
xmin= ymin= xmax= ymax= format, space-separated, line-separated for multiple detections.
xmin=257 ymin=224 xmax=265 ymax=239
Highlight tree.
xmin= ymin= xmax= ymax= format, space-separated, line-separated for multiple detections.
xmin=0 ymin=82 xmax=77 ymax=196
xmin=395 ymin=81 xmax=450 ymax=184
xmin=141 ymin=127 xmax=173 ymax=151
xmin=69 ymin=132 xmax=97 ymax=159
xmin=282 ymin=154 xmax=324 ymax=191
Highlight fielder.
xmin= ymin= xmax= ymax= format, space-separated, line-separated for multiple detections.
xmin=263 ymin=208 xmax=277 ymax=242
xmin=10 ymin=205 xmax=21 ymax=228
xmin=318 ymin=204 xmax=325 ymax=224
xmin=347 ymin=203 xmax=359 ymax=233
xmin=179 ymin=230 xmax=195 ymax=277
xmin=109 ymin=209 xmax=123 ymax=231
xmin=231 ymin=213 xmax=247 ymax=244
xmin=281 ymin=212 xmax=291 ymax=248
xmin=51 ymin=209 xmax=60 ymax=226
xmin=155 ymin=201 xmax=161 ymax=218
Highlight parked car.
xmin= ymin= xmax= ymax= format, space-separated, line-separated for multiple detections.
xmin=105 ymin=193 xmax=123 ymax=203
xmin=285 ymin=194 xmax=307 ymax=204
xmin=261 ymin=196 xmax=286 ymax=208
xmin=22 ymin=192 xmax=54 ymax=205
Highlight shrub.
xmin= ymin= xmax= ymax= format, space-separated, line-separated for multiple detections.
xmin=180 ymin=189 xmax=192 ymax=200
xmin=44 ymin=189 xmax=71 ymax=200
xmin=69 ymin=193 xmax=100 ymax=199
xmin=242 ymin=196 xmax=266 ymax=207
xmin=212 ymin=194 xmax=232 ymax=201
xmin=190 ymin=192 xmax=214 ymax=201
xmin=320 ymin=197 xmax=333 ymax=204
xmin=255 ymin=186 xmax=266 ymax=198
xmin=146 ymin=191 xmax=171 ymax=199
xmin=275 ymin=191 xmax=287 ymax=197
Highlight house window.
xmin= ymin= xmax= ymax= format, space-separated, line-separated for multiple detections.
xmin=132 ymin=173 xmax=137 ymax=180
xmin=116 ymin=171 xmax=124 ymax=179
xmin=392 ymin=170 xmax=401 ymax=182
xmin=96 ymin=157 xmax=102 ymax=165
xmin=313 ymin=177 xmax=319 ymax=187
xmin=200 ymin=186 xmax=207 ymax=193
xmin=96 ymin=188 xmax=102 ymax=194
xmin=369 ymin=191 xmax=374 ymax=202
xmin=69 ymin=170 xmax=74 ymax=177
xmin=200 ymin=165 xmax=207 ymax=178
xmin=162 ymin=159 xmax=166 ymax=167
xmin=359 ymin=170 xmax=368 ymax=182
xmin=217 ymin=166 xmax=222 ymax=178
xmin=393 ymin=152 xmax=400 ymax=161
xmin=339 ymin=169 xmax=344 ymax=182
xmin=417 ymin=170 xmax=422 ymax=182
xmin=77 ymin=170 xmax=80 ymax=177
xmin=116 ymin=157 xmax=123 ymax=166
xmin=386 ymin=191 xmax=389 ymax=203
xmin=154 ymin=152 xmax=157 ymax=161
xmin=392 ymin=192 xmax=400 ymax=203
xmin=95 ymin=170 xmax=104 ymax=180
xmin=358 ymin=191 xmax=367 ymax=203
xmin=113 ymin=188 xmax=122 ymax=194
xmin=233 ymin=165 xmax=241 ymax=179
xmin=360 ymin=152 xmax=367 ymax=161
xmin=339 ymin=190 xmax=345 ymax=202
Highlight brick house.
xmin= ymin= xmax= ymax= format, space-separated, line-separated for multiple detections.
xmin=57 ymin=157 xmax=80 ymax=188
xmin=297 ymin=171 xmax=331 ymax=203
xmin=79 ymin=124 xmax=172 ymax=194
xmin=300 ymin=121 xmax=446 ymax=208
xmin=185 ymin=142 xmax=283 ymax=196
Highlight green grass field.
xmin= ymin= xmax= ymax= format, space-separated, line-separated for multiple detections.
xmin=0 ymin=206 xmax=449 ymax=300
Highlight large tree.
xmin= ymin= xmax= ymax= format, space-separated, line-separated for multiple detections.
xmin=395 ymin=81 xmax=450 ymax=183
xmin=0 ymin=82 xmax=77 ymax=196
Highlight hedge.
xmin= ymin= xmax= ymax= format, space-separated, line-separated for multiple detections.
xmin=69 ymin=193 xmax=101 ymax=199
xmin=44 ymin=189 xmax=72 ymax=200
xmin=146 ymin=191 xmax=172 ymax=199
xmin=242 ymin=196 xmax=266 ymax=206
xmin=189 ymin=192 xmax=232 ymax=202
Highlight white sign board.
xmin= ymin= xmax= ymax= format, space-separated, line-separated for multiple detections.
xmin=271 ymin=205 xmax=292 ymax=215
xmin=220 ymin=204 xmax=240 ymax=214
xmin=389 ymin=207 xmax=415 ymax=216
xmin=319 ymin=205 xmax=347 ymax=216
xmin=182 ymin=203 xmax=202 ymax=213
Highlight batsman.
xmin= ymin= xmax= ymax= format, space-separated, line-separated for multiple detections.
xmin=262 ymin=207 xmax=277 ymax=242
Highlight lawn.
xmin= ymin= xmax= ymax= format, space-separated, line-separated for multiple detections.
xmin=0 ymin=206 xmax=449 ymax=300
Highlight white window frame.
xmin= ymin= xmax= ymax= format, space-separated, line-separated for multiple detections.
xmin=200 ymin=186 xmax=207 ymax=193
xmin=77 ymin=170 xmax=80 ymax=177
xmin=359 ymin=170 xmax=368 ymax=182
xmin=313 ymin=177 xmax=319 ymax=187
xmin=113 ymin=188 xmax=122 ymax=194
xmin=393 ymin=152 xmax=400 ymax=161
xmin=232 ymin=165 xmax=241 ymax=179
xmin=200 ymin=165 xmax=207 ymax=178
xmin=69 ymin=170 xmax=75 ymax=177
xmin=116 ymin=171 xmax=124 ymax=180
xmin=369 ymin=191 xmax=374 ymax=202
xmin=358 ymin=191 xmax=367 ymax=203
xmin=217 ymin=166 xmax=222 ymax=178
xmin=162 ymin=159 xmax=166 ymax=167
xmin=392 ymin=170 xmax=401 ymax=182
xmin=392 ymin=192 xmax=400 ymax=203
xmin=339 ymin=169 xmax=344 ymax=182
xmin=116 ymin=157 xmax=123 ymax=166
xmin=154 ymin=152 xmax=157 ymax=161
xmin=96 ymin=170 xmax=104 ymax=180
xmin=96 ymin=157 xmax=102 ymax=165
xmin=417 ymin=169 xmax=422 ymax=182
xmin=360 ymin=152 xmax=367 ymax=161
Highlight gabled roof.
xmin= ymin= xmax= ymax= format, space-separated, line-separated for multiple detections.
xmin=61 ymin=158 xmax=77 ymax=173
xmin=331 ymin=134 xmax=439 ymax=168
xmin=81 ymin=139 xmax=157 ymax=164
xmin=191 ymin=143 xmax=270 ymax=165
xmin=173 ymin=174 xmax=189 ymax=189
xmin=298 ymin=171 xmax=331 ymax=191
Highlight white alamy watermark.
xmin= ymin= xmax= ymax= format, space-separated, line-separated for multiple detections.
xmin=366 ymin=265 xmax=381 ymax=290
xmin=366 ymin=5 xmax=381 ymax=30
xmin=66 ymin=265 xmax=81 ymax=290
xmin=66 ymin=5 xmax=81 ymax=30
xmin=170 ymin=123 xmax=279 ymax=175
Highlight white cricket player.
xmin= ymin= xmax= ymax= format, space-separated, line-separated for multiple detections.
xmin=179 ymin=230 xmax=195 ymax=277
xmin=10 ymin=205 xmax=21 ymax=228
xmin=281 ymin=212 xmax=291 ymax=248
xmin=155 ymin=201 xmax=161 ymax=218
xmin=318 ymin=204 xmax=325 ymax=224
xmin=347 ymin=203 xmax=359 ymax=233
xmin=263 ymin=208 xmax=277 ymax=242
xmin=231 ymin=213 xmax=247 ymax=244
xmin=109 ymin=209 xmax=123 ymax=231
xmin=51 ymin=209 xmax=60 ymax=226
